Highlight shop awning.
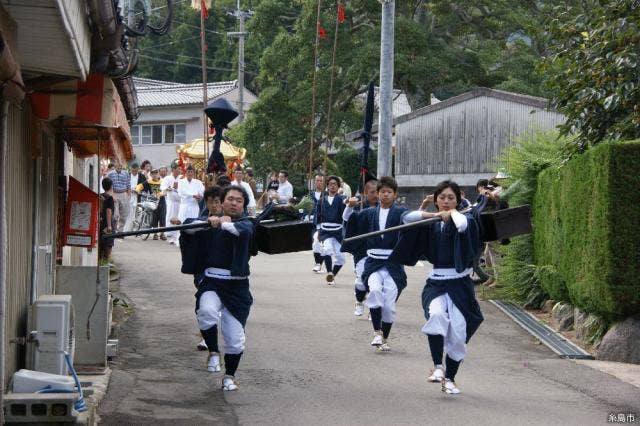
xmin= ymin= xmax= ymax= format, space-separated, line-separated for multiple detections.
xmin=0 ymin=26 xmax=25 ymax=101
xmin=30 ymin=74 xmax=133 ymax=164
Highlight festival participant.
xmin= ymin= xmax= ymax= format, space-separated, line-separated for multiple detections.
xmin=177 ymin=165 xmax=204 ymax=222
xmin=343 ymin=177 xmax=407 ymax=350
xmin=341 ymin=178 xmax=378 ymax=316
xmin=394 ymin=180 xmax=483 ymax=395
xmin=161 ymin=163 xmax=182 ymax=245
xmin=314 ymin=175 xmax=346 ymax=285
xmin=180 ymin=186 xmax=224 ymax=352
xmin=180 ymin=186 xmax=255 ymax=391
xmin=311 ymin=174 xmax=326 ymax=273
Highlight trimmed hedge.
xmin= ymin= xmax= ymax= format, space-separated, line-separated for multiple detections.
xmin=533 ymin=141 xmax=640 ymax=319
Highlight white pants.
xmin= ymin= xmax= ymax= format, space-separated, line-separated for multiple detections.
xmin=312 ymin=231 xmax=323 ymax=254
xmin=366 ymin=268 xmax=398 ymax=323
xmin=113 ymin=191 xmax=131 ymax=232
xmin=165 ymin=198 xmax=181 ymax=242
xmin=354 ymin=258 xmax=366 ymax=292
xmin=179 ymin=201 xmax=200 ymax=223
xmin=197 ymin=291 xmax=245 ymax=355
xmin=321 ymin=237 xmax=345 ymax=266
xmin=422 ymin=294 xmax=467 ymax=362
xmin=124 ymin=193 xmax=137 ymax=231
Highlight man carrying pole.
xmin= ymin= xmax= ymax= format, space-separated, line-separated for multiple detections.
xmin=342 ymin=176 xmax=407 ymax=351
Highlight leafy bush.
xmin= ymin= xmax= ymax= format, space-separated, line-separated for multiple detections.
xmin=533 ymin=141 xmax=640 ymax=320
xmin=493 ymin=131 xmax=567 ymax=304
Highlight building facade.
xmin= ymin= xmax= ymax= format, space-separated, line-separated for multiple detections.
xmin=387 ymin=88 xmax=564 ymax=206
xmin=131 ymin=78 xmax=258 ymax=168
xmin=0 ymin=1 xmax=137 ymax=416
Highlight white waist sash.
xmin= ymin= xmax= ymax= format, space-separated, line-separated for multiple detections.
xmin=428 ymin=267 xmax=473 ymax=280
xmin=320 ymin=222 xmax=343 ymax=231
xmin=204 ymin=267 xmax=248 ymax=280
xmin=366 ymin=248 xmax=393 ymax=260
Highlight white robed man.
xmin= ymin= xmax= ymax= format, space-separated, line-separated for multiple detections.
xmin=231 ymin=168 xmax=256 ymax=215
xmin=162 ymin=163 xmax=182 ymax=244
xmin=178 ymin=165 xmax=205 ymax=222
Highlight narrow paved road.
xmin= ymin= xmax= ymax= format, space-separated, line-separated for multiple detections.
xmin=99 ymin=238 xmax=640 ymax=425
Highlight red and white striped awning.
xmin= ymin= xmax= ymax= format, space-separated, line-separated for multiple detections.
xmin=30 ymin=74 xmax=133 ymax=163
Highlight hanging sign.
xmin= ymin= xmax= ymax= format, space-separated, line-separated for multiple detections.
xmin=64 ymin=176 xmax=99 ymax=247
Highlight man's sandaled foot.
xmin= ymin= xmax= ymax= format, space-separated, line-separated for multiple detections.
xmin=370 ymin=331 xmax=383 ymax=346
xmin=441 ymin=378 xmax=460 ymax=394
xmin=222 ymin=375 xmax=239 ymax=391
xmin=326 ymin=273 xmax=334 ymax=285
xmin=207 ymin=352 xmax=221 ymax=372
xmin=377 ymin=340 xmax=391 ymax=352
xmin=428 ymin=366 xmax=444 ymax=382
xmin=197 ymin=339 xmax=208 ymax=351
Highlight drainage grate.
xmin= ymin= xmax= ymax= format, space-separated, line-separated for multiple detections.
xmin=490 ymin=299 xmax=594 ymax=360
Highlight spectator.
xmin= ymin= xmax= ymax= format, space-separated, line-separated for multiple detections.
xmin=137 ymin=168 xmax=166 ymax=240
xmin=339 ymin=179 xmax=352 ymax=198
xmin=270 ymin=170 xmax=293 ymax=204
xmin=459 ymin=190 xmax=471 ymax=209
xmin=124 ymin=163 xmax=146 ymax=231
xmin=474 ymin=179 xmax=503 ymax=287
xmin=245 ymin=167 xmax=258 ymax=200
xmin=140 ymin=160 xmax=152 ymax=179
xmin=100 ymin=163 xmax=114 ymax=194
xmin=266 ymin=171 xmax=279 ymax=192
xmin=231 ymin=168 xmax=256 ymax=215
xmin=159 ymin=166 xmax=168 ymax=178
xmin=99 ymin=177 xmax=116 ymax=262
xmin=107 ymin=162 xmax=131 ymax=232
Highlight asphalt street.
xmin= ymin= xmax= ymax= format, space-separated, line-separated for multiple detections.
xmin=98 ymin=237 xmax=640 ymax=425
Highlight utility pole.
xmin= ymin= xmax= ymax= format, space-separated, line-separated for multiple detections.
xmin=377 ymin=0 xmax=394 ymax=178
xmin=228 ymin=1 xmax=253 ymax=122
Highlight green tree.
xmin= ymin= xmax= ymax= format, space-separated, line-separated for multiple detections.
xmin=541 ymin=1 xmax=640 ymax=150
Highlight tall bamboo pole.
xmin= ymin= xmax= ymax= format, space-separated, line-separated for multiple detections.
xmin=201 ymin=1 xmax=209 ymax=173
xmin=308 ymin=0 xmax=322 ymax=192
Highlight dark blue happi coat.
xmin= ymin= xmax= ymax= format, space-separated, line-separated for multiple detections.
xmin=341 ymin=199 xmax=378 ymax=264
xmin=390 ymin=212 xmax=484 ymax=341
xmin=314 ymin=193 xmax=346 ymax=242
xmin=180 ymin=217 xmax=255 ymax=326
xmin=343 ymin=204 xmax=408 ymax=292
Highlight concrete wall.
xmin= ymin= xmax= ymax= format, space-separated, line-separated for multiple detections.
xmin=55 ymin=266 xmax=109 ymax=368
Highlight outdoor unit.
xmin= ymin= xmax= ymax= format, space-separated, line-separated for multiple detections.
xmin=29 ymin=295 xmax=75 ymax=375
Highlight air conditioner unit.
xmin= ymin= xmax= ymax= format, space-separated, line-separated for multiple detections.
xmin=29 ymin=295 xmax=75 ymax=375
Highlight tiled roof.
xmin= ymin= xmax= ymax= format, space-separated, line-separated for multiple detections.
xmin=133 ymin=77 xmax=238 ymax=107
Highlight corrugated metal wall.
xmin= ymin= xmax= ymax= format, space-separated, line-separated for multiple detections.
xmin=395 ymin=96 xmax=566 ymax=176
xmin=4 ymin=102 xmax=34 ymax=380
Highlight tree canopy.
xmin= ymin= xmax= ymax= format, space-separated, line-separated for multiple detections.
xmin=135 ymin=1 xmax=553 ymax=180
xmin=541 ymin=0 xmax=640 ymax=151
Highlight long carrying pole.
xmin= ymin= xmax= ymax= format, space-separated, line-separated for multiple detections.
xmin=102 ymin=221 xmax=211 ymax=240
xmin=343 ymin=216 xmax=442 ymax=243
xmin=343 ymin=206 xmax=474 ymax=243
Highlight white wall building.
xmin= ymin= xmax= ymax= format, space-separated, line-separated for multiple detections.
xmin=131 ymin=78 xmax=258 ymax=168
